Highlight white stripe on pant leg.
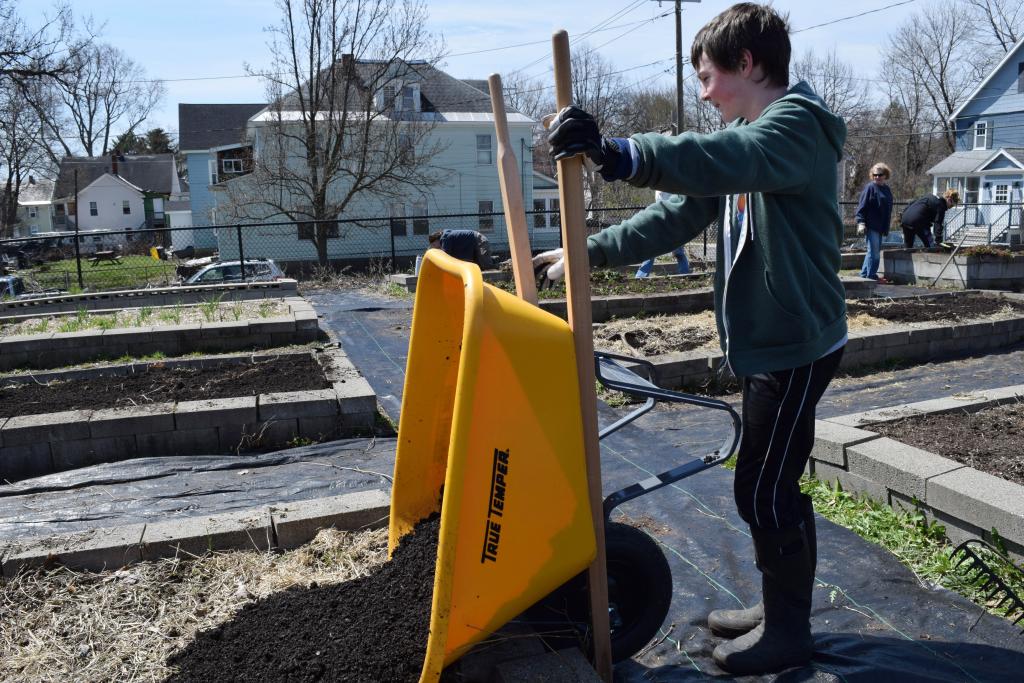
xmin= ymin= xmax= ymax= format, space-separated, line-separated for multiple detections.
xmin=771 ymin=361 xmax=816 ymax=528
xmin=751 ymin=369 xmax=795 ymax=529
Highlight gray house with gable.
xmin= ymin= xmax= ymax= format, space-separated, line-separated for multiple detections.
xmin=928 ymin=37 xmax=1024 ymax=242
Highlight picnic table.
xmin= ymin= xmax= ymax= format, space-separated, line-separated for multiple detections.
xmin=89 ymin=250 xmax=122 ymax=266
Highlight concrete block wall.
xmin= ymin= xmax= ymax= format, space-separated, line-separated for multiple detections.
xmin=0 ymin=489 xmax=391 ymax=575
xmin=807 ymin=384 xmax=1024 ymax=561
xmin=0 ymin=348 xmax=378 ymax=481
xmin=0 ymin=297 xmax=321 ymax=371
xmin=0 ymin=279 xmax=300 ymax=317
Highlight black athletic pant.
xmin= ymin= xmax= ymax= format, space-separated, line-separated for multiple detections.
xmin=733 ymin=346 xmax=844 ymax=530
xmin=902 ymin=224 xmax=934 ymax=248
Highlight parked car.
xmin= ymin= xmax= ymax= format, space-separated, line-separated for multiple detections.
xmin=183 ymin=259 xmax=285 ymax=285
xmin=0 ymin=275 xmax=65 ymax=300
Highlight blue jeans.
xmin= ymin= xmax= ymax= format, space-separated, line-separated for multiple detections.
xmin=636 ymin=247 xmax=690 ymax=278
xmin=860 ymin=230 xmax=882 ymax=279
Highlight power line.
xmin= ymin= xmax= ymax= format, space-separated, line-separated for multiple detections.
xmin=792 ymin=0 xmax=920 ymax=33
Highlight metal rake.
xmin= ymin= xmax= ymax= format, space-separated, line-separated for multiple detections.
xmin=950 ymin=538 xmax=1024 ymax=633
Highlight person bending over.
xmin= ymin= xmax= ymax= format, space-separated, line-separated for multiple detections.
xmin=427 ymin=229 xmax=497 ymax=269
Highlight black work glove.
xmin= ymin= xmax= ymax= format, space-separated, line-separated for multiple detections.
xmin=546 ymin=105 xmax=633 ymax=182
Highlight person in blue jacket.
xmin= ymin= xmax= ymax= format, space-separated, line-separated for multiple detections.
xmin=855 ymin=163 xmax=894 ymax=282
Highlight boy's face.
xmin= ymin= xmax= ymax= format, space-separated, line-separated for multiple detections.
xmin=697 ymin=51 xmax=756 ymax=123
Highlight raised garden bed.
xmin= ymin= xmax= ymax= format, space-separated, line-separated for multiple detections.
xmin=808 ymin=384 xmax=1024 ymax=562
xmin=0 ymin=348 xmax=377 ymax=481
xmin=0 ymin=296 xmax=320 ymax=371
xmin=589 ymin=292 xmax=1024 ymax=391
xmin=0 ymin=279 xmax=300 ymax=317
xmin=883 ymin=246 xmax=1024 ymax=290
xmin=871 ymin=401 xmax=1024 ymax=487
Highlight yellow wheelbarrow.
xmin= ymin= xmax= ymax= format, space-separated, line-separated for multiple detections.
xmin=390 ymin=249 xmax=741 ymax=679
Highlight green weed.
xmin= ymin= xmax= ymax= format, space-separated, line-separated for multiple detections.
xmin=200 ymin=294 xmax=225 ymax=323
xmin=137 ymin=306 xmax=153 ymax=324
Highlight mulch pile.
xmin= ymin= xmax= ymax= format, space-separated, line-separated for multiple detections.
xmin=0 ymin=355 xmax=330 ymax=418
xmin=166 ymin=515 xmax=440 ymax=682
xmin=846 ymin=296 xmax=1024 ymax=323
xmin=873 ymin=401 xmax=1024 ymax=486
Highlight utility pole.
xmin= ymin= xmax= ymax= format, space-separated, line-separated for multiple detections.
xmin=655 ymin=1 xmax=700 ymax=134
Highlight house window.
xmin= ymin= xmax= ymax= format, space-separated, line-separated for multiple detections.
xmin=549 ymin=198 xmax=560 ymax=227
xmin=995 ymin=184 xmax=1009 ymax=203
xmin=298 ymin=220 xmax=339 ymax=241
xmin=966 ymin=177 xmax=980 ymax=204
xmin=533 ymin=199 xmax=546 ymax=228
xmin=478 ymin=200 xmax=494 ymax=232
xmin=411 ymin=199 xmax=429 ymax=235
xmin=400 ymin=85 xmax=417 ymax=112
xmin=477 ymin=135 xmax=492 ymax=165
xmin=209 ymin=159 xmax=218 ymax=185
xmin=122 ymin=200 xmax=131 ymax=215
xmin=390 ymin=203 xmax=407 ymax=236
xmin=89 ymin=201 xmax=98 ymax=216
xmin=28 ymin=206 xmax=36 ymax=218
xmin=398 ymin=133 xmax=415 ymax=162
xmin=382 ymin=84 xmax=397 ymax=110
xmin=29 ymin=225 xmax=39 ymax=235
xmin=973 ymin=121 xmax=989 ymax=150
xmin=222 ymin=158 xmax=244 ymax=173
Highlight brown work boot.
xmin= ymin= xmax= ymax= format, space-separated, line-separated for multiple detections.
xmin=713 ymin=522 xmax=815 ymax=674
xmin=708 ymin=495 xmax=816 ymax=639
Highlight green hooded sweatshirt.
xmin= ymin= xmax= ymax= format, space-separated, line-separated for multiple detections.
xmin=586 ymin=81 xmax=848 ymax=376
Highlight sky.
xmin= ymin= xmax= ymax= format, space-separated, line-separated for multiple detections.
xmin=41 ymin=0 xmax=927 ymax=139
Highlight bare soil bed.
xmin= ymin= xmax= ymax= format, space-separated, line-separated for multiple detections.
xmin=872 ymin=401 xmax=1024 ymax=487
xmin=167 ymin=516 xmax=439 ymax=682
xmin=0 ymin=354 xmax=330 ymax=418
xmin=497 ymin=268 xmax=713 ymax=300
xmin=595 ymin=297 xmax=1024 ymax=357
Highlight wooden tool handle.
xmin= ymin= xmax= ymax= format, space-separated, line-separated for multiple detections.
xmin=551 ymin=29 xmax=614 ymax=682
xmin=488 ymin=73 xmax=537 ymax=305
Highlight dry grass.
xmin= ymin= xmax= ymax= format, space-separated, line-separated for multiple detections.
xmin=0 ymin=527 xmax=388 ymax=682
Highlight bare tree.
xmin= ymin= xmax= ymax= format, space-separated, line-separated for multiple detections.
xmin=0 ymin=1 xmax=87 ymax=87
xmin=791 ymin=48 xmax=869 ymax=123
xmin=0 ymin=90 xmax=51 ymax=236
xmin=220 ymin=0 xmax=448 ymax=266
xmin=965 ymin=0 xmax=1023 ymax=54
xmin=32 ymin=42 xmax=165 ymax=157
xmin=883 ymin=0 xmax=977 ymax=154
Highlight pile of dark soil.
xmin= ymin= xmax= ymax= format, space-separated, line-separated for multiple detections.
xmin=166 ymin=516 xmax=440 ymax=682
xmin=846 ymin=296 xmax=1024 ymax=324
xmin=598 ymin=324 xmax=716 ymax=356
xmin=0 ymin=355 xmax=330 ymax=418
xmin=873 ymin=402 xmax=1024 ymax=486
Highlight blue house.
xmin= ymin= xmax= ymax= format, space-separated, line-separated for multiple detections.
xmin=178 ymin=103 xmax=266 ymax=249
xmin=928 ymin=37 xmax=1024 ymax=242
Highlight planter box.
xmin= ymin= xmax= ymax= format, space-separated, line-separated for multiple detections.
xmin=883 ymin=247 xmax=1024 ymax=290
xmin=808 ymin=384 xmax=1024 ymax=562
xmin=0 ymin=348 xmax=377 ymax=481
xmin=0 ymin=297 xmax=323 ymax=371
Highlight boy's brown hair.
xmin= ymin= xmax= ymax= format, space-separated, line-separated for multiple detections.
xmin=690 ymin=3 xmax=791 ymax=89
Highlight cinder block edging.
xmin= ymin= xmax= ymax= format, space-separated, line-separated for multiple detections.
xmin=808 ymin=384 xmax=1024 ymax=560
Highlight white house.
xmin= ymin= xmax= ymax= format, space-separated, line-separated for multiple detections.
xmin=51 ymin=154 xmax=181 ymax=236
xmin=185 ymin=59 xmax=550 ymax=264
xmin=928 ymin=37 xmax=1024 ymax=243
xmin=14 ymin=176 xmax=54 ymax=236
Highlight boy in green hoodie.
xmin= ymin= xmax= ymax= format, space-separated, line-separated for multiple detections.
xmin=535 ymin=3 xmax=847 ymax=675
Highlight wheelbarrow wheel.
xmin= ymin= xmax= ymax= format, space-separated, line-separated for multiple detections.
xmin=525 ymin=521 xmax=672 ymax=662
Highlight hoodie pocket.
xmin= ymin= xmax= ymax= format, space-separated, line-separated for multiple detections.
xmin=763 ymin=270 xmax=806 ymax=321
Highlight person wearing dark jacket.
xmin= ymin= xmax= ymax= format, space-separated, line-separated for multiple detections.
xmin=900 ymin=189 xmax=960 ymax=248
xmin=855 ymin=163 xmax=893 ymax=281
xmin=533 ymin=3 xmax=846 ymax=675
xmin=427 ymin=229 xmax=496 ymax=269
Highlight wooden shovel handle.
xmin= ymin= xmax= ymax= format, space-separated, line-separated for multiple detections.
xmin=551 ymin=29 xmax=614 ymax=682
xmin=488 ymin=73 xmax=537 ymax=305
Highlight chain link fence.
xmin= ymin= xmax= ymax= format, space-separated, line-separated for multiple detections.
xmin=2 ymin=201 xmax=1017 ymax=296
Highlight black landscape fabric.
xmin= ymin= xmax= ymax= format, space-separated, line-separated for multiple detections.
xmin=312 ymin=295 xmax=1024 ymax=682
